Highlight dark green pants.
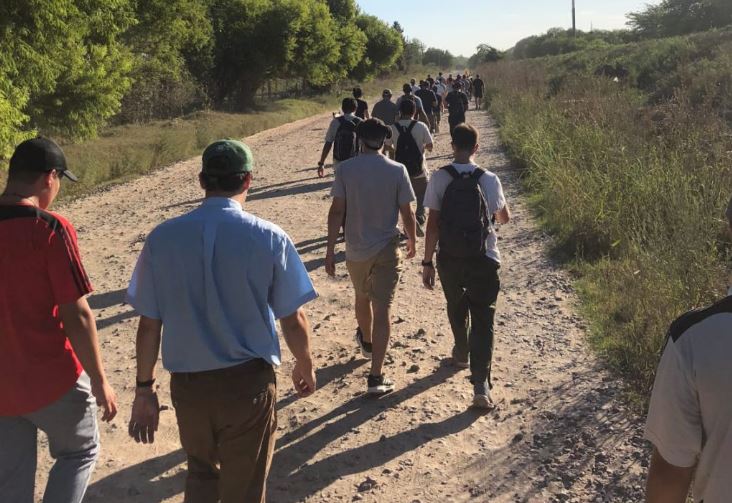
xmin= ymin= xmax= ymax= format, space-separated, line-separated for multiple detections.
xmin=436 ymin=253 xmax=500 ymax=386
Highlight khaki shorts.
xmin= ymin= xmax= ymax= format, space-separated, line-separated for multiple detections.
xmin=346 ymin=237 xmax=402 ymax=306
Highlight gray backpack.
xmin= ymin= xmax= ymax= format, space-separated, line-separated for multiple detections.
xmin=438 ymin=165 xmax=492 ymax=258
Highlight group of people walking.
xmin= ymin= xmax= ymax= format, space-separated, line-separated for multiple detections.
xmin=0 ymin=72 xmax=729 ymax=503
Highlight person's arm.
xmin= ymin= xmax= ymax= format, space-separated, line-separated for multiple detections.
xmin=646 ymin=448 xmax=694 ymax=503
xmin=59 ymin=297 xmax=118 ymax=421
xmin=129 ymin=315 xmax=162 ymax=444
xmin=280 ymin=308 xmax=316 ymax=397
xmin=363 ymin=105 xmax=370 ymax=120
xmin=495 ymin=204 xmax=510 ymax=225
xmin=319 ymin=142 xmax=333 ymax=166
xmin=399 ymin=202 xmax=416 ymax=259
xmin=422 ymin=209 xmax=440 ymax=289
xmin=417 ymin=107 xmax=429 ymax=124
xmin=325 ymin=197 xmax=346 ymax=276
xmin=425 ymin=142 xmax=434 ymax=153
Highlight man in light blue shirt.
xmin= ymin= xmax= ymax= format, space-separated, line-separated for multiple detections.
xmin=126 ymin=139 xmax=317 ymax=503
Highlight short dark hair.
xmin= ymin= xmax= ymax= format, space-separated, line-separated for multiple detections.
xmin=7 ymin=166 xmax=46 ymax=184
xmin=200 ymin=171 xmax=249 ymax=192
xmin=399 ymin=98 xmax=415 ymax=116
xmin=352 ymin=87 xmax=363 ymax=99
xmin=341 ymin=97 xmax=357 ymax=113
xmin=451 ymin=124 xmax=479 ymax=151
xmin=402 ymin=83 xmax=412 ymax=94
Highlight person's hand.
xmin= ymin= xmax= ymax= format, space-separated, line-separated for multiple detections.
xmin=90 ymin=377 xmax=118 ymax=422
xmin=129 ymin=388 xmax=160 ymax=444
xmin=292 ymin=358 xmax=316 ymax=398
xmin=422 ymin=265 xmax=436 ymax=290
xmin=405 ymin=238 xmax=416 ymax=259
xmin=325 ymin=251 xmax=336 ymax=276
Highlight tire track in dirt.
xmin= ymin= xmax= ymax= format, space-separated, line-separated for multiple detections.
xmin=35 ymin=110 xmax=648 ymax=502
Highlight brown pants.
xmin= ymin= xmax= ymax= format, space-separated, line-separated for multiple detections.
xmin=170 ymin=360 xmax=277 ymax=503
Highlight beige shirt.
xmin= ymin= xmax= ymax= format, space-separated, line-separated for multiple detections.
xmin=645 ymin=294 xmax=732 ymax=503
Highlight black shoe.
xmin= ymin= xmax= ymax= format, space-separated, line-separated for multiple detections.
xmin=367 ymin=374 xmax=395 ymax=395
xmin=355 ymin=327 xmax=372 ymax=358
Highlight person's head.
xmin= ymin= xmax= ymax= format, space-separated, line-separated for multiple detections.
xmin=410 ymin=78 xmax=416 ymax=85
xmin=199 ymin=139 xmax=253 ymax=199
xmin=402 ymin=83 xmax=413 ymax=95
xmin=475 ymin=74 xmax=480 ymax=79
xmin=420 ymin=80 xmax=429 ymax=89
xmin=356 ymin=118 xmax=392 ymax=152
xmin=399 ymin=98 xmax=416 ymax=118
xmin=382 ymin=89 xmax=393 ymax=101
xmin=6 ymin=137 xmax=78 ymax=209
xmin=451 ymin=124 xmax=479 ymax=157
xmin=352 ymin=87 xmax=363 ymax=99
xmin=453 ymin=80 xmax=462 ymax=90
xmin=341 ymin=97 xmax=357 ymax=114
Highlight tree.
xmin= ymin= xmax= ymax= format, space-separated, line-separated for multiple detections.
xmin=326 ymin=0 xmax=358 ymax=22
xmin=403 ymin=38 xmax=426 ymax=70
xmin=423 ymin=48 xmax=454 ymax=69
xmin=628 ymin=0 xmax=732 ymax=38
xmin=0 ymin=0 xmax=135 ymax=152
xmin=468 ymin=44 xmax=503 ymax=68
xmin=349 ymin=14 xmax=404 ymax=81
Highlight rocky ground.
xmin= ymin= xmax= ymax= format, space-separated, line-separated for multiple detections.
xmin=35 ymin=109 xmax=649 ymax=502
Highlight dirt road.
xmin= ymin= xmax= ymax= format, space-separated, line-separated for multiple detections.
xmin=37 ymin=110 xmax=649 ymax=502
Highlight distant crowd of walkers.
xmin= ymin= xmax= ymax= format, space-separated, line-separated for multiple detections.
xmin=0 ymin=71 xmax=728 ymax=503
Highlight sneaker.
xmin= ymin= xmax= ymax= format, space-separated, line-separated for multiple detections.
xmin=355 ymin=327 xmax=372 ymax=358
xmin=472 ymin=380 xmax=494 ymax=410
xmin=451 ymin=347 xmax=469 ymax=369
xmin=367 ymin=374 xmax=395 ymax=395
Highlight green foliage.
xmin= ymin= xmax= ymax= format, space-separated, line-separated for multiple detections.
xmin=0 ymin=0 xmax=135 ymax=143
xmin=350 ymin=14 xmax=404 ymax=81
xmin=423 ymin=48 xmax=454 ymax=69
xmin=401 ymin=38 xmax=426 ymax=71
xmin=629 ymin=0 xmax=732 ymax=38
xmin=511 ymin=28 xmax=637 ymax=60
xmin=468 ymin=44 xmax=504 ymax=68
xmin=479 ymin=29 xmax=732 ymax=396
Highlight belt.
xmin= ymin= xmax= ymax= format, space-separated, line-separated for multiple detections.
xmin=172 ymin=359 xmax=271 ymax=380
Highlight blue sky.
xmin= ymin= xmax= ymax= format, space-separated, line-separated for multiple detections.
xmin=358 ymin=0 xmax=661 ymax=55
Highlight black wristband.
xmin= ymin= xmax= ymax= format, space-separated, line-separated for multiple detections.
xmin=421 ymin=260 xmax=434 ymax=268
xmin=136 ymin=378 xmax=156 ymax=388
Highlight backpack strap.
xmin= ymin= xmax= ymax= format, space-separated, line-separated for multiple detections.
xmin=470 ymin=167 xmax=486 ymax=180
xmin=406 ymin=120 xmax=417 ymax=133
xmin=440 ymin=164 xmax=460 ymax=179
xmin=394 ymin=123 xmax=406 ymax=134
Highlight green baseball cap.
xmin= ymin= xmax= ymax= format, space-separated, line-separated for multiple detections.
xmin=202 ymin=139 xmax=253 ymax=175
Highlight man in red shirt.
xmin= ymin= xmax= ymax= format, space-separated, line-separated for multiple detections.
xmin=0 ymin=137 xmax=118 ymax=503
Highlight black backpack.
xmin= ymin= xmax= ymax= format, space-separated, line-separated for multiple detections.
xmin=394 ymin=121 xmax=423 ymax=177
xmin=333 ymin=116 xmax=361 ymax=162
xmin=438 ymin=165 xmax=492 ymax=258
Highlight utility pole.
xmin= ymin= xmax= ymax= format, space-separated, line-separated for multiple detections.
xmin=572 ymin=0 xmax=577 ymax=37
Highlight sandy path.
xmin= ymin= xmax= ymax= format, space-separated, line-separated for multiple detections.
xmin=35 ymin=110 xmax=649 ymax=502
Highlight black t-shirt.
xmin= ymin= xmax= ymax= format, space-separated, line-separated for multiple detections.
xmin=415 ymin=89 xmax=437 ymax=114
xmin=473 ymin=79 xmax=485 ymax=95
xmin=445 ymin=91 xmax=468 ymax=116
xmin=355 ymin=99 xmax=368 ymax=119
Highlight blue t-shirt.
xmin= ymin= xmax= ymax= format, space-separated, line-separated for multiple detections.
xmin=126 ymin=197 xmax=317 ymax=372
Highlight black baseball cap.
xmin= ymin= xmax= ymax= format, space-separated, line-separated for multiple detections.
xmin=9 ymin=137 xmax=78 ymax=182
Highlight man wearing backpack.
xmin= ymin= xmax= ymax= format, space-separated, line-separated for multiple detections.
xmin=317 ymin=98 xmax=363 ymax=178
xmin=325 ymin=119 xmax=417 ymax=396
xmin=421 ymin=124 xmax=510 ymax=409
xmin=386 ymin=99 xmax=433 ymax=237
xmin=415 ymin=81 xmax=438 ymax=134
xmin=445 ymin=81 xmax=469 ymax=134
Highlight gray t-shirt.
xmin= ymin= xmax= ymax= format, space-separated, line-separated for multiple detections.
xmin=371 ymin=99 xmax=399 ymax=126
xmin=331 ymin=154 xmax=416 ymax=262
xmin=645 ymin=293 xmax=732 ymax=503
xmin=423 ymin=162 xmax=506 ymax=263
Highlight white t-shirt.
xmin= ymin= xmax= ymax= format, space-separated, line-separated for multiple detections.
xmin=645 ymin=294 xmax=732 ymax=503
xmin=386 ymin=119 xmax=433 ymax=155
xmin=423 ymin=162 xmax=506 ymax=263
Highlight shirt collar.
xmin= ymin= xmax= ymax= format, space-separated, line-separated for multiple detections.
xmin=201 ymin=197 xmax=242 ymax=210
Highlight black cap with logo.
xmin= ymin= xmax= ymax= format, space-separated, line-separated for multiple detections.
xmin=9 ymin=137 xmax=78 ymax=182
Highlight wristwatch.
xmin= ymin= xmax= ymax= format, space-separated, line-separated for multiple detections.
xmin=136 ymin=378 xmax=156 ymax=388
xmin=421 ymin=260 xmax=434 ymax=268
